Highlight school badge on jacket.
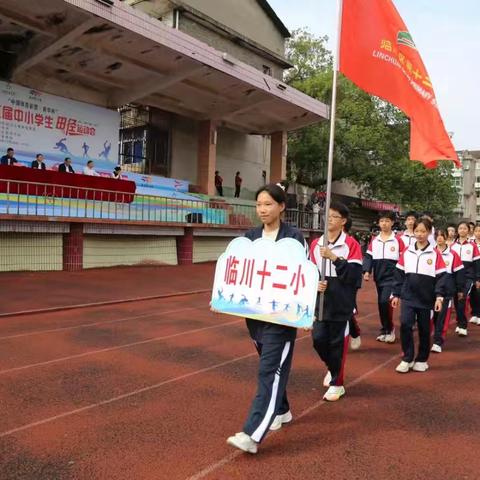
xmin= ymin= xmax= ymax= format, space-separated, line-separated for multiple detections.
xmin=211 ymin=237 xmax=319 ymax=328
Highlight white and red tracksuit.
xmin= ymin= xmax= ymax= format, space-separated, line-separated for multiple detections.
xmin=433 ymin=246 xmax=465 ymax=346
xmin=392 ymin=242 xmax=446 ymax=363
xmin=310 ymin=232 xmax=363 ymax=386
xmin=450 ymin=240 xmax=480 ymax=328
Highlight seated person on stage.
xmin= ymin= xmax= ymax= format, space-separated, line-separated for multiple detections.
xmin=112 ymin=166 xmax=122 ymax=179
xmin=58 ymin=157 xmax=75 ymax=173
xmin=31 ymin=154 xmax=46 ymax=170
xmin=83 ymin=160 xmax=100 ymax=176
xmin=1 ymin=147 xmax=18 ymax=166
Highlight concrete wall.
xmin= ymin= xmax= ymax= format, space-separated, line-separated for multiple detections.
xmin=216 ymin=128 xmax=270 ymax=199
xmin=193 ymin=237 xmax=232 ymax=263
xmin=179 ymin=16 xmax=284 ymax=79
xmin=168 ymin=115 xmax=270 ymax=198
xmin=169 ymin=114 xmax=198 ymax=183
xmin=83 ymin=235 xmax=177 ymax=269
xmin=0 ymin=233 xmax=63 ymax=271
xmin=183 ymin=0 xmax=286 ymax=57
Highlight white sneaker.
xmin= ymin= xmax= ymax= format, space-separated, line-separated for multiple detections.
xmin=455 ymin=326 xmax=460 ymax=334
xmin=469 ymin=316 xmax=478 ymax=324
xmin=226 ymin=432 xmax=258 ymax=454
xmin=384 ymin=331 xmax=396 ymax=344
xmin=412 ymin=362 xmax=429 ymax=372
xmin=350 ymin=336 xmax=361 ymax=350
xmin=458 ymin=328 xmax=468 ymax=337
xmin=376 ymin=334 xmax=386 ymax=342
xmin=395 ymin=361 xmax=414 ymax=373
xmin=269 ymin=410 xmax=293 ymax=431
xmin=323 ymin=385 xmax=345 ymax=402
xmin=431 ymin=344 xmax=442 ymax=353
xmin=323 ymin=371 xmax=332 ymax=387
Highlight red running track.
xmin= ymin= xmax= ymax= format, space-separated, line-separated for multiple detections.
xmin=0 ymin=280 xmax=479 ymax=479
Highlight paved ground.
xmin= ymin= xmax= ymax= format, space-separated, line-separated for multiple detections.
xmin=0 ymin=264 xmax=215 ymax=315
xmin=0 ymin=265 xmax=479 ymax=479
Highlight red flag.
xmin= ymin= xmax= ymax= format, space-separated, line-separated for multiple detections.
xmin=339 ymin=0 xmax=460 ymax=168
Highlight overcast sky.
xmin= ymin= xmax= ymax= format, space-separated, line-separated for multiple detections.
xmin=269 ymin=0 xmax=479 ymax=151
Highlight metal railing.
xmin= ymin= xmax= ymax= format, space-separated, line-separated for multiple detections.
xmin=0 ymin=178 xmax=323 ymax=230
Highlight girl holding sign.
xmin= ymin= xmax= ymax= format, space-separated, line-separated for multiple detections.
xmin=226 ymin=183 xmax=306 ymax=454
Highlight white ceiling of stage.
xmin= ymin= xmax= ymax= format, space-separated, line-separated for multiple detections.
xmin=0 ymin=0 xmax=329 ymax=134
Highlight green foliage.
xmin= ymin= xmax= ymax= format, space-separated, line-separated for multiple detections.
xmin=285 ymin=29 xmax=458 ymax=218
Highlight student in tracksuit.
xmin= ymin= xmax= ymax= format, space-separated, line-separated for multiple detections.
xmin=391 ymin=217 xmax=446 ymax=373
xmin=399 ymin=211 xmax=418 ymax=248
xmin=226 ymin=183 xmax=306 ymax=455
xmin=431 ymin=230 xmax=465 ymax=353
xmin=450 ymin=221 xmax=480 ymax=336
xmin=309 ymin=202 xmax=363 ymax=401
xmin=468 ymin=224 xmax=480 ymax=326
xmin=363 ymin=211 xmax=405 ymax=343
xmin=344 ymin=218 xmax=362 ymax=350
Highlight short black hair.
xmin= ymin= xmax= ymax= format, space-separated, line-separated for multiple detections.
xmin=236 ymin=171 xmax=240 ymax=175
xmin=87 ymin=160 xmax=94 ymax=166
xmin=255 ymin=183 xmax=286 ymax=204
xmin=378 ymin=211 xmax=395 ymax=221
xmin=7 ymin=147 xmax=14 ymax=152
xmin=405 ymin=210 xmax=418 ymax=219
xmin=469 ymin=222 xmax=476 ymax=227
xmin=36 ymin=153 xmax=43 ymax=159
xmin=414 ymin=216 xmax=433 ymax=232
xmin=330 ymin=201 xmax=350 ymax=219
xmin=114 ymin=166 xmax=121 ymax=171
xmin=215 ymin=170 xmax=219 ymax=174
xmin=64 ymin=157 xmax=71 ymax=162
xmin=344 ymin=217 xmax=353 ymax=232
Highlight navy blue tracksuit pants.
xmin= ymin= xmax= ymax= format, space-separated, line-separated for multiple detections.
xmin=433 ymin=298 xmax=453 ymax=347
xmin=312 ymin=320 xmax=349 ymax=386
xmin=243 ymin=339 xmax=294 ymax=443
xmin=376 ymin=283 xmax=394 ymax=334
xmin=400 ymin=301 xmax=431 ymax=363
xmin=454 ymin=279 xmax=473 ymax=329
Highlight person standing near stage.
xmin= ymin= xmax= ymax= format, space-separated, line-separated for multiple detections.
xmin=363 ymin=211 xmax=405 ymax=344
xmin=431 ymin=230 xmax=465 ymax=352
xmin=225 ymin=183 xmax=305 ymax=454
xmin=450 ymin=221 xmax=480 ymax=336
xmin=309 ymin=202 xmax=363 ymax=401
xmin=391 ymin=217 xmax=446 ymax=373
xmin=214 ymin=171 xmax=223 ymax=196
xmin=234 ymin=171 xmax=242 ymax=198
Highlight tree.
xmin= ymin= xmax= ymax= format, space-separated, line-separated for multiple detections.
xmin=285 ymin=29 xmax=458 ymax=218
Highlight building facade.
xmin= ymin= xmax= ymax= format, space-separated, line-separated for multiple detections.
xmin=120 ymin=0 xmax=294 ymax=198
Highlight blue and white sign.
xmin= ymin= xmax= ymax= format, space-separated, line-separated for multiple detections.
xmin=211 ymin=237 xmax=319 ymax=328
xmin=0 ymin=80 xmax=119 ymax=169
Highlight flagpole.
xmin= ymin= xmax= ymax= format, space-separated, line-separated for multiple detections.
xmin=317 ymin=0 xmax=343 ymax=322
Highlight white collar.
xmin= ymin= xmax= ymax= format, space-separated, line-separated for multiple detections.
xmin=407 ymin=241 xmax=434 ymax=254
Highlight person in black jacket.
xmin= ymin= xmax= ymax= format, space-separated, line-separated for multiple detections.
xmin=432 ymin=230 xmax=465 ymax=353
xmin=226 ymin=183 xmax=306 ymax=455
xmin=391 ymin=217 xmax=446 ymax=373
xmin=0 ymin=147 xmax=18 ymax=165
xmin=309 ymin=202 xmax=363 ymax=402
xmin=58 ymin=157 xmax=75 ymax=173
xmin=363 ymin=211 xmax=405 ymax=344
xmin=31 ymin=154 xmax=46 ymax=170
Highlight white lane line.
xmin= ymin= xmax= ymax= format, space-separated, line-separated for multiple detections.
xmin=186 ymin=351 xmax=399 ymax=480
xmin=0 ymin=318 xmax=243 ymax=376
xmin=0 ymin=307 xmax=198 ymax=341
